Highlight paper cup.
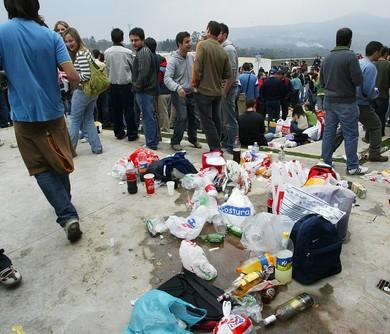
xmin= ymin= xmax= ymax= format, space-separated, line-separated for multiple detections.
xmin=166 ymin=181 xmax=175 ymax=196
xmin=144 ymin=173 xmax=155 ymax=195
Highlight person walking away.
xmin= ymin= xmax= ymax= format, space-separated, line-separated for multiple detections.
xmin=262 ymin=68 xmax=285 ymax=124
xmin=64 ymin=28 xmax=103 ymax=154
xmin=320 ymin=28 xmax=366 ymax=175
xmin=290 ymin=72 xmax=302 ymax=106
xmin=105 ymin=28 xmax=138 ymax=141
xmin=356 ymin=41 xmax=388 ymax=162
xmin=164 ymin=31 xmax=202 ymax=151
xmin=239 ymin=63 xmax=259 ymax=103
xmin=0 ymin=0 xmax=82 ymax=241
xmin=373 ymin=46 xmax=390 ymax=137
xmin=192 ymin=21 xmax=232 ymax=152
xmin=277 ymin=70 xmax=293 ymax=120
xmin=130 ymin=28 xmax=159 ymax=150
xmin=238 ymin=100 xmax=268 ymax=147
xmin=218 ymin=23 xmax=240 ymax=153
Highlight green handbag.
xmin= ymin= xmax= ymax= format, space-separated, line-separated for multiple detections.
xmin=81 ymin=59 xmax=110 ymax=97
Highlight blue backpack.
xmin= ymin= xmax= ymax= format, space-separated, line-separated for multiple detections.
xmin=290 ymin=214 xmax=342 ymax=285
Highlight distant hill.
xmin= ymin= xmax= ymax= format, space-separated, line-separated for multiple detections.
xmin=230 ymin=13 xmax=390 ymax=55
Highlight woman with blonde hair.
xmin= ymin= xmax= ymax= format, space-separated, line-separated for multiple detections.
xmin=54 ymin=20 xmax=69 ymax=36
xmin=63 ymin=27 xmax=103 ymax=154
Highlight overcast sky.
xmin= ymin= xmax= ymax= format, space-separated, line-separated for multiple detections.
xmin=1 ymin=0 xmax=389 ymax=40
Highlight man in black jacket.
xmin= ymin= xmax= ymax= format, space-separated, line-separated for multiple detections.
xmin=262 ymin=69 xmax=285 ymax=123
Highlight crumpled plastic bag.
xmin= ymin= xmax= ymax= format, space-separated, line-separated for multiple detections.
xmin=111 ymin=157 xmax=128 ymax=180
xmin=231 ymin=295 xmax=263 ymax=324
xmin=240 ymin=212 xmax=295 ymax=254
xmin=179 ymin=240 xmax=217 ymax=280
xmin=219 ymin=188 xmax=255 ymax=228
xmin=166 ymin=204 xmax=218 ymax=240
xmin=225 ymin=161 xmax=251 ymax=194
xmin=213 ymin=301 xmax=253 ymax=334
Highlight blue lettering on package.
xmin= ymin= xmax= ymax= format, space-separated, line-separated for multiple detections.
xmin=182 ymin=218 xmax=197 ymax=229
xmin=220 ymin=206 xmax=251 ymax=217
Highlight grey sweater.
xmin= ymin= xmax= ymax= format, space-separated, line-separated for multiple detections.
xmin=221 ymin=39 xmax=239 ymax=86
xmin=164 ymin=51 xmax=194 ymax=93
xmin=320 ymin=47 xmax=363 ymax=103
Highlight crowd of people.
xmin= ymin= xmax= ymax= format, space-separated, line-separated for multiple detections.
xmin=0 ymin=0 xmax=389 ymax=288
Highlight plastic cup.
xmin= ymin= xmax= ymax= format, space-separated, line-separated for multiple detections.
xmin=166 ymin=181 xmax=175 ymax=196
xmin=144 ymin=174 xmax=155 ymax=195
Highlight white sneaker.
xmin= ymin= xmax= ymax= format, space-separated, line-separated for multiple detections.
xmin=347 ymin=166 xmax=368 ymax=175
xmin=80 ymin=138 xmax=88 ymax=143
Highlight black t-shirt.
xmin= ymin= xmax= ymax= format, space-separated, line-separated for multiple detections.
xmin=238 ymin=111 xmax=268 ymax=147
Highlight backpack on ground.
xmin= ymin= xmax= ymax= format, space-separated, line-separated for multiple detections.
xmin=290 ymin=214 xmax=342 ymax=285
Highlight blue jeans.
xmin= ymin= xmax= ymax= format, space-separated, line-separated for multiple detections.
xmin=171 ymin=93 xmax=199 ymax=145
xmin=221 ymin=85 xmax=239 ymax=151
xmin=70 ymin=89 xmax=102 ymax=153
xmin=266 ymin=100 xmax=281 ymax=123
xmin=35 ymin=171 xmax=79 ymax=227
xmin=135 ymin=93 xmax=159 ymax=149
xmin=322 ymin=99 xmax=359 ymax=170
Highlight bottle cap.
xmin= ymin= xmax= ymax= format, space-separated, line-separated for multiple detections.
xmin=263 ymin=315 xmax=277 ymax=326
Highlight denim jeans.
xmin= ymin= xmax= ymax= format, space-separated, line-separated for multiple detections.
xmin=322 ymin=99 xmax=359 ymax=170
xmin=111 ymin=84 xmax=138 ymax=140
xmin=135 ymin=93 xmax=159 ymax=149
xmin=266 ymin=100 xmax=281 ymax=123
xmin=221 ymin=85 xmax=239 ymax=151
xmin=171 ymin=93 xmax=199 ymax=145
xmin=195 ymin=93 xmax=222 ymax=151
xmin=35 ymin=170 xmax=79 ymax=227
xmin=69 ymin=89 xmax=102 ymax=153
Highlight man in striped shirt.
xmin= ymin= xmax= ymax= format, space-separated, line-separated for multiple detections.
xmin=130 ymin=27 xmax=159 ymax=150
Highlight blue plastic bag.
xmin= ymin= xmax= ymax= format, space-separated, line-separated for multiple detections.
xmin=124 ymin=289 xmax=207 ymax=334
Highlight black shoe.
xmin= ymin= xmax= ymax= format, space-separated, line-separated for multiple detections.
xmin=128 ymin=136 xmax=139 ymax=142
xmin=116 ymin=133 xmax=127 ymax=140
xmin=64 ymin=219 xmax=82 ymax=242
xmin=0 ymin=249 xmax=22 ymax=287
xmin=368 ymin=155 xmax=389 ymax=162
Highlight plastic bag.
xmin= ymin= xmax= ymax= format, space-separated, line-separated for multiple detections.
xmin=179 ymin=240 xmax=217 ymax=281
xmin=219 ymin=188 xmax=255 ymax=228
xmin=124 ymin=289 xmax=206 ymax=334
xmin=166 ymin=204 xmax=218 ymax=240
xmin=279 ymin=185 xmax=346 ymax=225
xmin=129 ymin=147 xmax=159 ymax=169
xmin=111 ymin=157 xmax=128 ymax=180
xmin=213 ymin=301 xmax=253 ymax=334
xmin=226 ymin=161 xmax=251 ymax=194
xmin=241 ymin=212 xmax=295 ymax=254
xmin=231 ymin=295 xmax=263 ymax=324
xmin=146 ymin=217 xmax=168 ymax=237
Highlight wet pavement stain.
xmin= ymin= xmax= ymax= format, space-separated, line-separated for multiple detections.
xmin=363 ymin=203 xmax=386 ymax=217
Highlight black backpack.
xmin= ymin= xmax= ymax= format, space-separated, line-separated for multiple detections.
xmin=290 ymin=214 xmax=342 ymax=285
xmin=158 ymin=270 xmax=226 ymax=331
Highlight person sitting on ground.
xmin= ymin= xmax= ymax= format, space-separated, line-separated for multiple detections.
xmin=290 ymin=104 xmax=309 ymax=134
xmin=238 ymin=100 xmax=268 ymax=147
xmin=0 ymin=249 xmax=22 ymax=287
xmin=303 ymin=102 xmax=318 ymax=127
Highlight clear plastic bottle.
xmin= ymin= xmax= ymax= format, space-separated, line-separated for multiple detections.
xmin=278 ymin=145 xmax=286 ymax=162
xmin=263 ymin=293 xmax=314 ymax=325
xmin=275 ymin=232 xmax=294 ymax=284
xmin=252 ymin=142 xmax=259 ymax=154
xmin=233 ymin=136 xmax=241 ymax=164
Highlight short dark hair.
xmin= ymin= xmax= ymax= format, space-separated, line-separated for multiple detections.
xmin=336 ymin=28 xmax=353 ymax=47
xmin=246 ymin=99 xmax=256 ymax=109
xmin=292 ymin=104 xmax=305 ymax=117
xmin=220 ymin=23 xmax=229 ymax=36
xmin=381 ymin=46 xmax=389 ymax=57
xmin=145 ymin=37 xmax=157 ymax=53
xmin=176 ymin=31 xmax=190 ymax=47
xmin=129 ymin=27 xmax=145 ymax=41
xmin=111 ymin=28 xmax=124 ymax=44
xmin=4 ymin=0 xmax=46 ymax=26
xmin=207 ymin=21 xmax=221 ymax=37
xmin=365 ymin=41 xmax=383 ymax=57
xmin=243 ymin=62 xmax=251 ymax=71
xmin=92 ymin=49 xmax=100 ymax=59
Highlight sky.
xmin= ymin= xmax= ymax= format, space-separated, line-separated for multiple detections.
xmin=1 ymin=0 xmax=389 ymax=40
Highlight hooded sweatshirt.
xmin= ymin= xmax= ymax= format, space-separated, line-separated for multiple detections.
xmin=164 ymin=50 xmax=194 ymax=93
xmin=221 ymin=39 xmax=239 ymax=86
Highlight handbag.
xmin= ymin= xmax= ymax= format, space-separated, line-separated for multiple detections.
xmin=237 ymin=74 xmax=251 ymax=113
xmin=81 ymin=54 xmax=110 ymax=97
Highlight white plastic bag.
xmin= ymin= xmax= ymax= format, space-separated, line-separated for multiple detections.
xmin=111 ymin=157 xmax=128 ymax=180
xmin=179 ymin=240 xmax=217 ymax=280
xmin=219 ymin=188 xmax=255 ymax=228
xmin=213 ymin=301 xmax=253 ymax=334
xmin=165 ymin=204 xmax=218 ymax=240
xmin=241 ymin=212 xmax=295 ymax=254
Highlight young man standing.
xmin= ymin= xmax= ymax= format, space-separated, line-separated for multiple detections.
xmin=218 ymin=23 xmax=240 ymax=153
xmin=262 ymin=68 xmax=285 ymax=123
xmin=356 ymin=41 xmax=388 ymax=162
xmin=130 ymin=27 xmax=159 ymax=150
xmin=320 ymin=28 xmax=365 ymax=175
xmin=0 ymin=0 xmax=82 ymax=241
xmin=164 ymin=31 xmax=202 ymax=151
xmin=105 ymin=28 xmax=138 ymax=141
xmin=192 ymin=21 xmax=232 ymax=152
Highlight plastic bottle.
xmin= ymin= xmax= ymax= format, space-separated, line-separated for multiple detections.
xmin=198 ymin=233 xmax=225 ymax=243
xmin=263 ymin=293 xmax=314 ymax=325
xmin=278 ymin=145 xmax=286 ymax=162
xmin=126 ymin=162 xmax=138 ymax=194
xmin=236 ymin=253 xmax=275 ymax=275
xmin=233 ymin=136 xmax=241 ymax=164
xmin=137 ymin=151 xmax=148 ymax=182
xmin=275 ymin=232 xmax=294 ymax=284
xmin=251 ymin=142 xmax=259 ymax=156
